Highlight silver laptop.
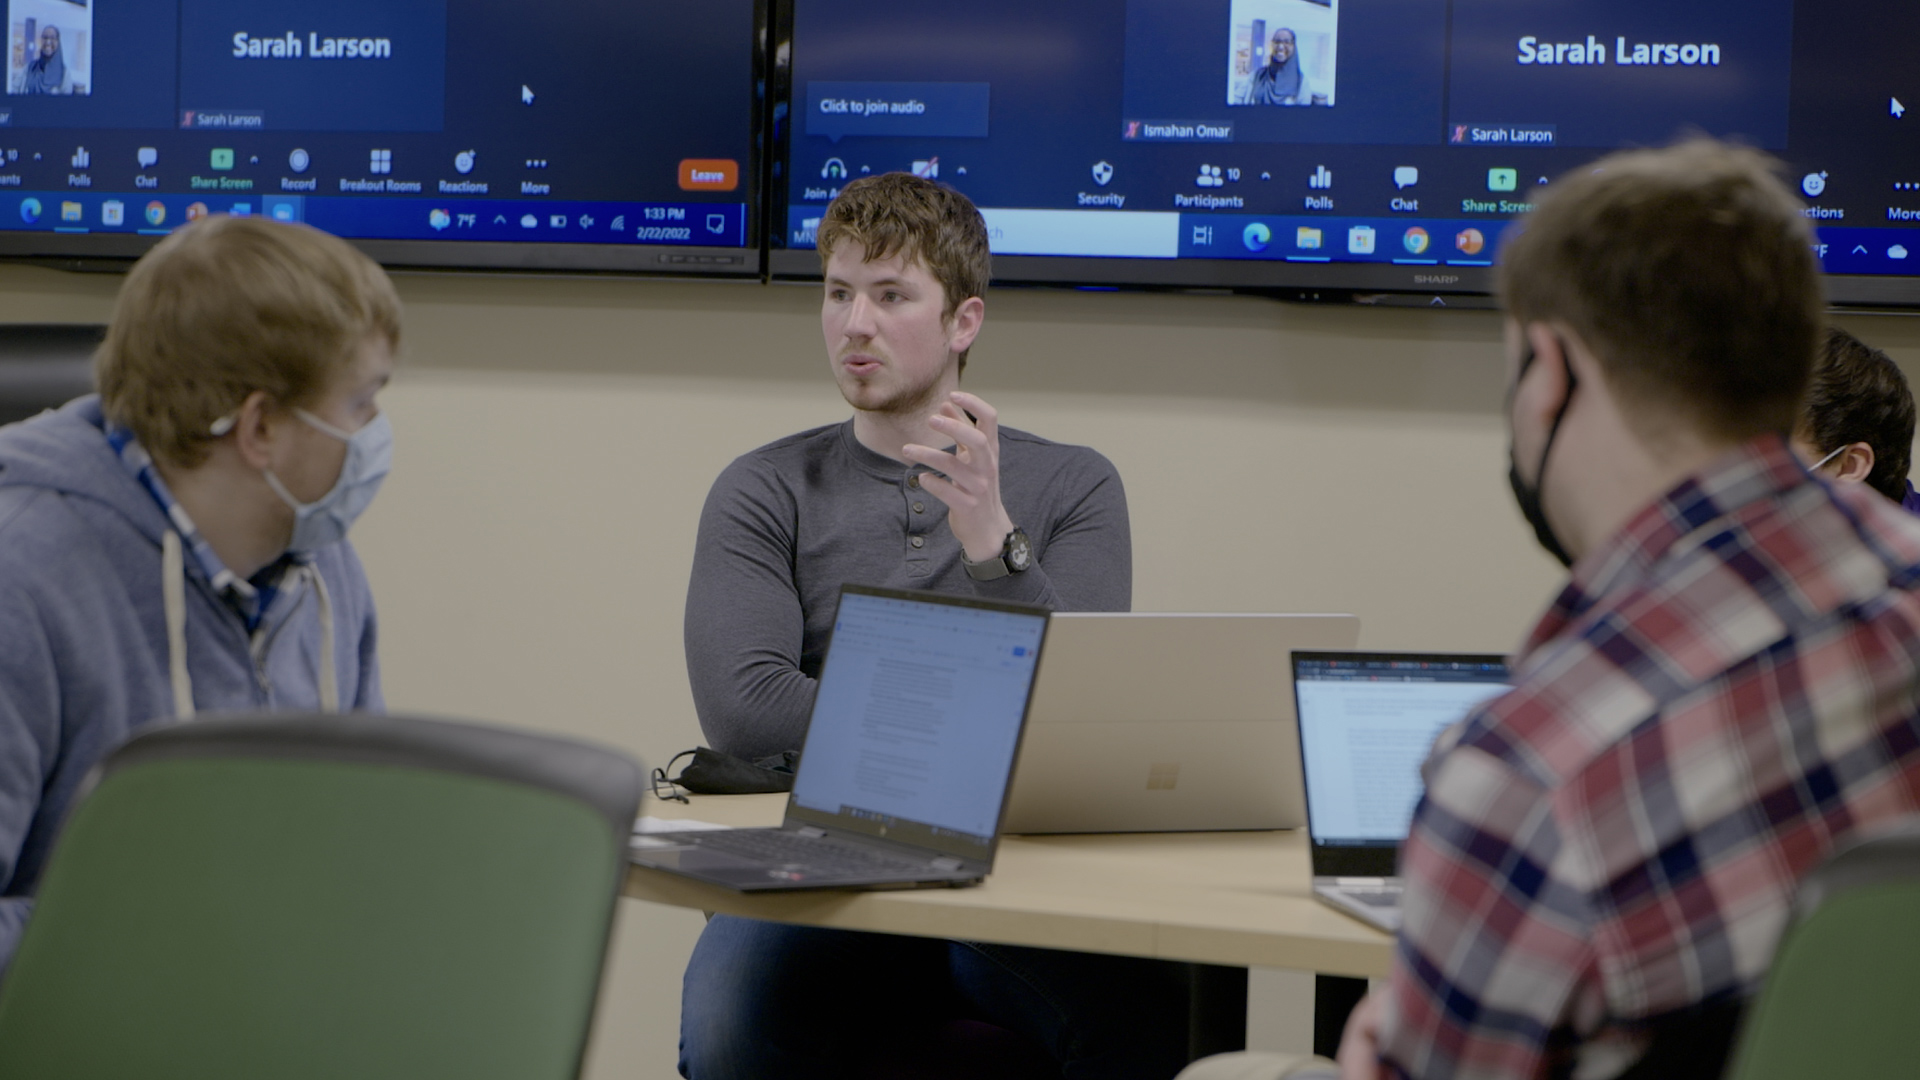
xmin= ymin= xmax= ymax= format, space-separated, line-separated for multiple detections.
xmin=1000 ymin=613 xmax=1360 ymax=834
xmin=1292 ymin=650 xmax=1510 ymax=931
xmin=630 ymin=585 xmax=1049 ymax=891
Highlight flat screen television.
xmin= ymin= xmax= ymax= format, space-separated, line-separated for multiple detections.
xmin=769 ymin=0 xmax=1920 ymax=307
xmin=0 ymin=0 xmax=765 ymax=276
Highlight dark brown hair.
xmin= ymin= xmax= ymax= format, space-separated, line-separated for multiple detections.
xmin=817 ymin=172 xmax=991 ymax=371
xmin=97 ymin=216 xmax=401 ymax=467
xmin=1498 ymin=139 xmax=1823 ymax=445
xmin=1797 ymin=327 xmax=1915 ymax=502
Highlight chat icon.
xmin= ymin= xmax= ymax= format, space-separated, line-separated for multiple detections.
xmin=1393 ymin=166 xmax=1418 ymax=189
xmin=136 ymin=147 xmax=158 ymax=169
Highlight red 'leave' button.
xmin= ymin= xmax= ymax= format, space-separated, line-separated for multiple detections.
xmin=679 ymin=159 xmax=739 ymax=191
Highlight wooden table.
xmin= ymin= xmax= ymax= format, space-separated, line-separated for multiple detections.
xmin=624 ymin=793 xmax=1392 ymax=979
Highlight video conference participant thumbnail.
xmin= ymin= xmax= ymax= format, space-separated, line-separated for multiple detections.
xmin=1228 ymin=0 xmax=1336 ymax=106
xmin=8 ymin=0 xmax=92 ymax=96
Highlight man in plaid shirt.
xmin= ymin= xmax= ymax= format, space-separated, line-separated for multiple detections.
xmin=1337 ymin=141 xmax=1920 ymax=1079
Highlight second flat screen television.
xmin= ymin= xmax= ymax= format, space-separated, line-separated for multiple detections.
xmin=770 ymin=0 xmax=1920 ymax=306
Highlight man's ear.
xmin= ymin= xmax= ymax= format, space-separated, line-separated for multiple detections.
xmin=228 ymin=390 xmax=282 ymax=471
xmin=1515 ymin=322 xmax=1574 ymax=418
xmin=1834 ymin=441 xmax=1877 ymax=484
xmin=947 ymin=296 xmax=985 ymax=356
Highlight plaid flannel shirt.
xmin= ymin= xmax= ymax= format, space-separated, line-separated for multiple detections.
xmin=1380 ymin=436 xmax=1920 ymax=1080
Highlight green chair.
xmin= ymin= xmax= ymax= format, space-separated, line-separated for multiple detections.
xmin=0 ymin=711 xmax=644 ymax=1080
xmin=1724 ymin=816 xmax=1920 ymax=1080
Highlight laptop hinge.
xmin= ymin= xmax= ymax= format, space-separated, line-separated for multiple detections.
xmin=929 ymin=857 xmax=963 ymax=872
xmin=796 ymin=826 xmax=827 ymax=839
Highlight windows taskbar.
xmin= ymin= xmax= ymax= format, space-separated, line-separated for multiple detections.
xmin=0 ymin=191 xmax=750 ymax=247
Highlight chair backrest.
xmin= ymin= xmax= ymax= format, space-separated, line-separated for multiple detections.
xmin=1723 ymin=816 xmax=1920 ymax=1080
xmin=0 ymin=323 xmax=101 ymax=425
xmin=0 ymin=712 xmax=645 ymax=1080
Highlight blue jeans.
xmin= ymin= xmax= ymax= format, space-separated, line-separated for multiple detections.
xmin=679 ymin=915 xmax=1195 ymax=1079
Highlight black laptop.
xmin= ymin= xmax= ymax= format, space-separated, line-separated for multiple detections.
xmin=631 ymin=584 xmax=1050 ymax=891
xmin=1291 ymin=650 xmax=1511 ymax=931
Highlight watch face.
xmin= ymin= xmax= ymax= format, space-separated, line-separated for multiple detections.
xmin=1007 ymin=530 xmax=1033 ymax=571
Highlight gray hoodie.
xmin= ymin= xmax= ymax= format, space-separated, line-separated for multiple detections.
xmin=0 ymin=397 xmax=381 ymax=966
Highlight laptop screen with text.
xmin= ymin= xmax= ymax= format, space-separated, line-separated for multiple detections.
xmin=1293 ymin=652 xmax=1509 ymax=849
xmin=791 ymin=590 xmax=1047 ymax=847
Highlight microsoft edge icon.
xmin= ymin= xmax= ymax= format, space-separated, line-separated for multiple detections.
xmin=1242 ymin=222 xmax=1271 ymax=253
xmin=19 ymin=197 xmax=40 ymax=224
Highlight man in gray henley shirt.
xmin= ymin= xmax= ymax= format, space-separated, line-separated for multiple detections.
xmin=677 ymin=174 xmax=1193 ymax=1080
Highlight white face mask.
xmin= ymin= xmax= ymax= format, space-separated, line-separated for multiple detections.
xmin=261 ymin=409 xmax=393 ymax=554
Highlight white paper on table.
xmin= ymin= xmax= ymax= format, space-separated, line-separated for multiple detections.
xmin=633 ymin=816 xmax=733 ymax=835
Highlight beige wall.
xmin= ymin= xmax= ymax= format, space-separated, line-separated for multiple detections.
xmin=5 ymin=261 xmax=1918 ymax=1076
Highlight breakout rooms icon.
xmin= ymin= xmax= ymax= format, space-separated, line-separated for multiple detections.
xmin=369 ymin=149 xmax=392 ymax=175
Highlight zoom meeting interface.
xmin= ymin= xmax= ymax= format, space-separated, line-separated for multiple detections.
xmin=1295 ymin=657 xmax=1508 ymax=847
xmin=0 ymin=0 xmax=755 ymax=255
xmin=784 ymin=0 xmax=1918 ymax=281
xmin=791 ymin=594 xmax=1044 ymax=849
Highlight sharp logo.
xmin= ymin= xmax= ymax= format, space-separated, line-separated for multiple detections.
xmin=1413 ymin=274 xmax=1460 ymax=285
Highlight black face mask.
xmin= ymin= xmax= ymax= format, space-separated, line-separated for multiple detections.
xmin=1506 ymin=341 xmax=1579 ymax=567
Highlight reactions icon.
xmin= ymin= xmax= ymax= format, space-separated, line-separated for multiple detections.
xmin=1402 ymin=226 xmax=1430 ymax=255
xmin=1801 ymin=171 xmax=1828 ymax=198
xmin=1242 ymin=222 xmax=1271 ymax=252
xmin=144 ymin=201 xmax=165 ymax=226
xmin=1455 ymin=228 xmax=1486 ymax=256
xmin=454 ymin=150 xmax=476 ymax=175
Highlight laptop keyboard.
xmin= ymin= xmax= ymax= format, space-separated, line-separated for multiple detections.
xmin=688 ymin=828 xmax=945 ymax=876
xmin=1345 ymin=888 xmax=1402 ymax=908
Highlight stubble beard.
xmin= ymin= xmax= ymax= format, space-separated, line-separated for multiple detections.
xmin=836 ymin=352 xmax=949 ymax=420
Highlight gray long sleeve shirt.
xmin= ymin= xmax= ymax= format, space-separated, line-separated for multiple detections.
xmin=685 ymin=419 xmax=1131 ymax=759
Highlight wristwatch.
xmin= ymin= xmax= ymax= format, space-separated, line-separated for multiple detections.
xmin=962 ymin=528 xmax=1033 ymax=581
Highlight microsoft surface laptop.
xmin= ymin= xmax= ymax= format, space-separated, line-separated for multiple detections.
xmin=630 ymin=585 xmax=1049 ymax=891
xmin=1001 ymin=613 xmax=1360 ymax=834
xmin=1292 ymin=650 xmax=1510 ymax=932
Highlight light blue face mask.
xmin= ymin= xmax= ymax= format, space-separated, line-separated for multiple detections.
xmin=260 ymin=409 xmax=393 ymax=554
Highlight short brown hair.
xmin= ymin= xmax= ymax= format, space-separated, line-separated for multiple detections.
xmin=1797 ymin=327 xmax=1915 ymax=502
xmin=97 ymin=216 xmax=401 ymax=468
xmin=1498 ymin=139 xmax=1822 ymax=445
xmin=817 ymin=172 xmax=991 ymax=371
